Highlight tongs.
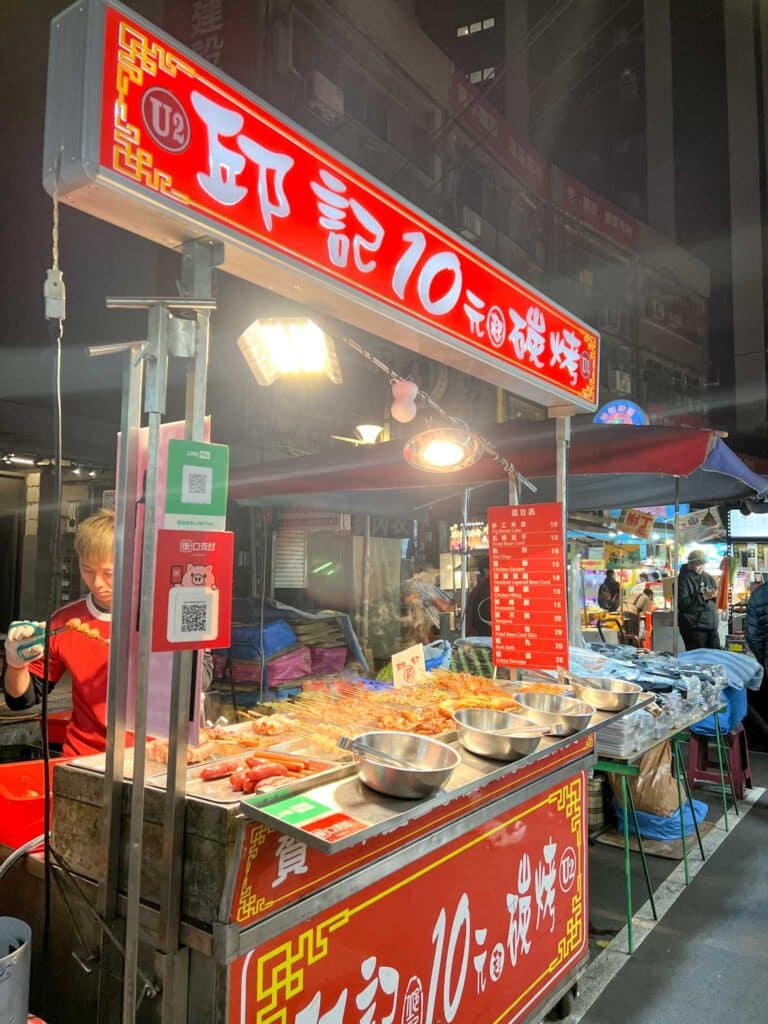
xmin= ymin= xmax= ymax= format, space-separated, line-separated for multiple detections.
xmin=337 ymin=736 xmax=419 ymax=769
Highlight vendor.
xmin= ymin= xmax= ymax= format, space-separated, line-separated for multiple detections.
xmin=597 ymin=569 xmax=621 ymax=612
xmin=4 ymin=509 xmax=115 ymax=757
xmin=677 ymin=549 xmax=720 ymax=651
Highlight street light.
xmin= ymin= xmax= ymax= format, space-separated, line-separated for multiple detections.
xmin=237 ymin=317 xmax=342 ymax=386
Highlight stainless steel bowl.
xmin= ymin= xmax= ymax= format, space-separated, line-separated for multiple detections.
xmin=452 ymin=708 xmax=544 ymax=761
xmin=514 ymin=693 xmax=595 ymax=736
xmin=570 ymin=677 xmax=642 ymax=712
xmin=354 ymin=731 xmax=461 ymax=799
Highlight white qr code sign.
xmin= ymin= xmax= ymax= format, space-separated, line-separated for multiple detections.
xmin=167 ymin=586 xmax=219 ymax=644
xmin=181 ymin=464 xmax=212 ymax=504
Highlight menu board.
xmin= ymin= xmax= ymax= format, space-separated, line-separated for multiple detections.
xmin=488 ymin=503 xmax=568 ymax=670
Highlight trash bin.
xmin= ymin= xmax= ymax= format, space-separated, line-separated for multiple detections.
xmin=0 ymin=917 xmax=31 ymax=1022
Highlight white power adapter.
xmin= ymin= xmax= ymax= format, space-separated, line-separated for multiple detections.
xmin=44 ymin=268 xmax=66 ymax=321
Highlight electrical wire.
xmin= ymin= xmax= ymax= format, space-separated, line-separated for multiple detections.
xmin=40 ymin=165 xmax=66 ymax=1013
xmin=258 ymin=515 xmax=268 ymax=706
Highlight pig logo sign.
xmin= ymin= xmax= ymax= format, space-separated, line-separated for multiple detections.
xmin=141 ymin=87 xmax=191 ymax=153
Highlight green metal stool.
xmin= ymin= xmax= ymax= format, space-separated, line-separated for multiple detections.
xmin=594 ymin=761 xmax=658 ymax=955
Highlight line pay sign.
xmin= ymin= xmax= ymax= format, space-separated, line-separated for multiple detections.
xmin=153 ymin=439 xmax=234 ymax=651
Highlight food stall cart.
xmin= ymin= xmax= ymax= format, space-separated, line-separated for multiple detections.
xmin=9 ymin=0 xmax=619 ymax=1020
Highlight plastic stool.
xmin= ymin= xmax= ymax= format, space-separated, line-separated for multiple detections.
xmin=687 ymin=724 xmax=753 ymax=800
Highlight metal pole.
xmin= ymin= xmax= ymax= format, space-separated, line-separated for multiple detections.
xmin=362 ymin=514 xmax=371 ymax=644
xmin=98 ymin=346 xmax=143 ymax=914
xmin=156 ymin=241 xmax=219 ymax=1020
xmin=672 ymin=476 xmax=680 ymax=655
xmin=460 ymin=488 xmax=469 ymax=638
xmin=508 ymin=471 xmax=520 ymax=506
xmin=96 ymin=345 xmax=144 ymax=1024
xmin=122 ymin=304 xmax=169 ymax=1022
xmin=555 ymin=414 xmax=571 ymax=644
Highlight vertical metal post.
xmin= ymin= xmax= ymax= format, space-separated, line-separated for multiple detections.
xmin=156 ymin=241 xmax=219 ymax=1020
xmin=672 ymin=476 xmax=680 ymax=655
xmin=122 ymin=304 xmax=169 ymax=1023
xmin=460 ymin=488 xmax=469 ymax=638
xmin=361 ymin=514 xmax=372 ymax=643
xmin=554 ymin=413 xmax=572 ymax=650
xmin=97 ymin=345 xmax=144 ymax=1024
xmin=508 ymin=471 xmax=520 ymax=506
xmin=99 ymin=347 xmax=143 ymax=915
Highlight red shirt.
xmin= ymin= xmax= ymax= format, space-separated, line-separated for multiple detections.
xmin=29 ymin=595 xmax=111 ymax=757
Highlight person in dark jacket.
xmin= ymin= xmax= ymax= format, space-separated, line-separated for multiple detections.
xmin=745 ymin=582 xmax=768 ymax=673
xmin=677 ymin=549 xmax=720 ymax=650
xmin=466 ymin=557 xmax=491 ymax=637
xmin=597 ymin=569 xmax=621 ymax=612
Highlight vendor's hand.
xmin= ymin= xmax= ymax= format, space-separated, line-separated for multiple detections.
xmin=4 ymin=621 xmax=45 ymax=668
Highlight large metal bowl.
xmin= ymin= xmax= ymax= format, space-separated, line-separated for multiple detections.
xmin=452 ymin=708 xmax=544 ymax=761
xmin=354 ymin=731 xmax=461 ymax=799
xmin=570 ymin=677 xmax=642 ymax=712
xmin=514 ymin=693 xmax=595 ymax=736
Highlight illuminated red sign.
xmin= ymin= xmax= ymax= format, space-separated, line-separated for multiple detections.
xmin=230 ymin=773 xmax=587 ymax=1024
xmin=489 ymin=503 xmax=568 ymax=671
xmin=42 ymin=3 xmax=600 ymax=409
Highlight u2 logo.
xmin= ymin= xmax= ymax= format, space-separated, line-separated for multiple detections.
xmin=141 ymin=87 xmax=191 ymax=153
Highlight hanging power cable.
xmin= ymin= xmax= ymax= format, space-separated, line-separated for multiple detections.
xmin=40 ymin=148 xmax=67 ymax=1000
xmin=339 ymin=335 xmax=535 ymax=492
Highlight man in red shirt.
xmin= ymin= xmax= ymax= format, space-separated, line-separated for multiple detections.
xmin=4 ymin=509 xmax=115 ymax=756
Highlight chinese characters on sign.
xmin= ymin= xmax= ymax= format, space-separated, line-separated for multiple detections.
xmin=618 ymin=509 xmax=656 ymax=541
xmin=488 ymin=504 xmax=568 ymax=671
xmin=593 ymin=400 xmax=649 ymax=426
xmin=391 ymin=644 xmax=426 ymax=688
xmin=95 ymin=7 xmax=599 ymax=408
xmin=231 ymin=775 xmax=587 ymax=1024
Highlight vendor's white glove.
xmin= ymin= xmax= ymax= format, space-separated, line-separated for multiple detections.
xmin=4 ymin=621 xmax=46 ymax=669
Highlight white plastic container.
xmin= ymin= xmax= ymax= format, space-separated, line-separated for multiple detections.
xmin=0 ymin=917 xmax=31 ymax=1022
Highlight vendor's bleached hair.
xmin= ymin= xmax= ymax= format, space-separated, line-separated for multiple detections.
xmin=74 ymin=508 xmax=115 ymax=564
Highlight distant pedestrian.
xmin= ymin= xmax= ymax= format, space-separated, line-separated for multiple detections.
xmin=597 ymin=569 xmax=621 ymax=612
xmin=677 ymin=549 xmax=720 ymax=650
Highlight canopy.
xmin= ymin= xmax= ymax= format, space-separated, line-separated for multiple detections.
xmin=230 ymin=422 xmax=768 ymax=516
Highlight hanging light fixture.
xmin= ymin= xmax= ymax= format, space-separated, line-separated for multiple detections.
xmin=403 ymin=427 xmax=483 ymax=473
xmin=237 ymin=318 xmax=342 ymax=386
xmin=354 ymin=423 xmax=383 ymax=444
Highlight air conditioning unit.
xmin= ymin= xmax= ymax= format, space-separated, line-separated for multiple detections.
xmin=608 ymin=370 xmax=632 ymax=395
xmin=306 ymin=71 xmax=344 ymax=125
xmin=459 ymin=205 xmax=482 ymax=242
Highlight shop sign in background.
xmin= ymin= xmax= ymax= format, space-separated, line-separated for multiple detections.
xmin=230 ymin=774 xmax=587 ymax=1024
xmin=164 ymin=439 xmax=229 ymax=530
xmin=618 ymin=508 xmax=656 ymax=540
xmin=604 ymin=543 xmax=641 ymax=568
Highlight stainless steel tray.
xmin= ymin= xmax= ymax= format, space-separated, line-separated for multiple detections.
xmin=159 ymin=752 xmax=351 ymax=805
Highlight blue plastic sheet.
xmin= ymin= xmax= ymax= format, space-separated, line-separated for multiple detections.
xmin=613 ymin=797 xmax=708 ymax=840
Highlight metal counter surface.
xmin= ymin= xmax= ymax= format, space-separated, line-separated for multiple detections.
xmin=238 ymin=697 xmax=651 ymax=853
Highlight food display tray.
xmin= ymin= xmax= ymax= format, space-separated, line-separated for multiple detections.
xmin=154 ymin=752 xmax=350 ymax=805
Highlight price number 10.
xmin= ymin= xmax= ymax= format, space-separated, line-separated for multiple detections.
xmin=426 ymin=894 xmax=470 ymax=1024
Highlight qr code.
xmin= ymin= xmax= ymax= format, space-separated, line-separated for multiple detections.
xmin=180 ymin=601 xmax=209 ymax=633
xmin=181 ymin=464 xmax=212 ymax=505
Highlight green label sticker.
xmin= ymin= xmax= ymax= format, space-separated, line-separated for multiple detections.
xmin=252 ymin=794 xmax=331 ymax=825
xmin=165 ymin=440 xmax=229 ymax=531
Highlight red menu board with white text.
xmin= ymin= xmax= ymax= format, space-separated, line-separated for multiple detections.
xmin=489 ymin=503 xmax=568 ymax=670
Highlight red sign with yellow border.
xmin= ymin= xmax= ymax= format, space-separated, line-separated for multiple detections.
xmin=230 ymin=772 xmax=587 ymax=1024
xmin=44 ymin=3 xmax=599 ymax=410
xmin=228 ymin=733 xmax=593 ymax=929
